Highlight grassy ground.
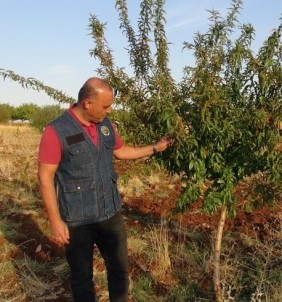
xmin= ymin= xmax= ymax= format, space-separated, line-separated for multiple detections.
xmin=0 ymin=124 xmax=281 ymax=302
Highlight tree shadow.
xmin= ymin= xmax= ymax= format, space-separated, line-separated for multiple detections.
xmin=0 ymin=180 xmax=70 ymax=302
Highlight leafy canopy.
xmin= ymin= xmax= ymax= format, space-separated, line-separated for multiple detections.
xmin=89 ymin=0 xmax=282 ymax=214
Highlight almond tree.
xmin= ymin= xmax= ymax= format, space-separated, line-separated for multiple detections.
xmin=89 ymin=1 xmax=281 ymax=300
xmin=177 ymin=3 xmax=282 ymax=300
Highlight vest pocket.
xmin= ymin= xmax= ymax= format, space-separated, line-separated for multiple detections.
xmin=68 ymin=143 xmax=92 ymax=174
xmin=103 ymin=139 xmax=115 ymax=149
xmin=62 ymin=178 xmax=98 ymax=221
xmin=68 ymin=142 xmax=89 ymax=154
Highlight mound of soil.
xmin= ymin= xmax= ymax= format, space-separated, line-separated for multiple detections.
xmin=115 ymin=160 xmax=281 ymax=240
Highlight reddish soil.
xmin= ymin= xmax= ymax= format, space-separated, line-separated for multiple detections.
xmin=115 ymin=160 xmax=281 ymax=240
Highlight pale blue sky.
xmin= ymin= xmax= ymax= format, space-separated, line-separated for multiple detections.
xmin=0 ymin=0 xmax=281 ymax=106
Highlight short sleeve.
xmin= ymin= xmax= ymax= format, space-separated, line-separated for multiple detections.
xmin=38 ymin=125 xmax=62 ymax=164
xmin=111 ymin=122 xmax=124 ymax=150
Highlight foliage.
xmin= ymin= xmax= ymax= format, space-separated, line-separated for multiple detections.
xmin=11 ymin=103 xmax=40 ymax=121
xmin=110 ymin=108 xmax=142 ymax=143
xmin=178 ymin=1 xmax=282 ymax=214
xmin=31 ymin=105 xmax=65 ymax=132
xmin=89 ymin=3 xmax=281 ymax=299
xmin=0 ymin=103 xmax=13 ymax=122
xmin=89 ymin=0 xmax=282 ymax=216
xmin=131 ymin=276 xmax=156 ymax=302
xmin=88 ymin=0 xmax=178 ymax=146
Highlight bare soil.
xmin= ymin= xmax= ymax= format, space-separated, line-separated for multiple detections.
xmin=115 ymin=160 xmax=281 ymax=240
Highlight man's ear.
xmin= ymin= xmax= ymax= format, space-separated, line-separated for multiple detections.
xmin=84 ymin=99 xmax=92 ymax=109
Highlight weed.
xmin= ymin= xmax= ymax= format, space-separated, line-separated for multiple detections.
xmin=131 ymin=275 xmax=156 ymax=302
xmin=15 ymin=254 xmax=69 ymax=301
xmin=0 ymin=259 xmax=23 ymax=302
xmin=128 ymin=236 xmax=148 ymax=255
xmin=147 ymin=222 xmax=172 ymax=282
xmin=217 ymin=221 xmax=282 ymax=302
xmin=0 ymin=219 xmax=23 ymax=240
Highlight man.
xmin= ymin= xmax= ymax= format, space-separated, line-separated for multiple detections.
xmin=38 ymin=77 xmax=172 ymax=302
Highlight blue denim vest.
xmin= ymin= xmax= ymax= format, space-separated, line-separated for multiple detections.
xmin=50 ymin=111 xmax=122 ymax=227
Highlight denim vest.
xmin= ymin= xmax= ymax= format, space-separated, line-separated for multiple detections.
xmin=50 ymin=111 xmax=122 ymax=227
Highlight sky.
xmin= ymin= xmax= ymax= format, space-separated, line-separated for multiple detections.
xmin=0 ymin=0 xmax=281 ymax=107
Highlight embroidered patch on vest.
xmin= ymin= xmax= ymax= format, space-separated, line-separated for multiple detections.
xmin=66 ymin=133 xmax=85 ymax=145
xmin=101 ymin=126 xmax=110 ymax=136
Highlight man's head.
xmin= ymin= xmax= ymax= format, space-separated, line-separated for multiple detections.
xmin=77 ymin=77 xmax=113 ymax=123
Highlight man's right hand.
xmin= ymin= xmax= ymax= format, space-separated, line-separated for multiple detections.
xmin=50 ymin=218 xmax=70 ymax=246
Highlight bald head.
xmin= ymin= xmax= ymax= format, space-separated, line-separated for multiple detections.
xmin=78 ymin=77 xmax=113 ymax=103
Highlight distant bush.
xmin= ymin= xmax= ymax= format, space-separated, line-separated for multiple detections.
xmin=31 ymin=105 xmax=64 ymax=132
xmin=12 ymin=103 xmax=40 ymax=121
xmin=0 ymin=103 xmax=13 ymax=122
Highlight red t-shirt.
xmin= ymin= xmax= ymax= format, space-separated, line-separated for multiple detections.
xmin=38 ymin=108 xmax=123 ymax=165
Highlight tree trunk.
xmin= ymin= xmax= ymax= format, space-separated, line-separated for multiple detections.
xmin=214 ymin=204 xmax=227 ymax=302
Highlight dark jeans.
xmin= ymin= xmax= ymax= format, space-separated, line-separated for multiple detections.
xmin=65 ymin=212 xmax=129 ymax=302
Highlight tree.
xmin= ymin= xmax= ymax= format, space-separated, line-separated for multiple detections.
xmin=178 ymin=4 xmax=282 ymax=299
xmin=1 ymin=0 xmax=281 ymax=300
xmin=89 ymin=1 xmax=281 ymax=300
xmin=12 ymin=103 xmax=40 ymax=121
xmin=31 ymin=105 xmax=65 ymax=132
xmin=0 ymin=103 xmax=14 ymax=122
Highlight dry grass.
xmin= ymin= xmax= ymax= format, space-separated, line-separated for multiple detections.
xmin=119 ymin=166 xmax=178 ymax=207
xmin=218 ymin=216 xmax=282 ymax=302
xmin=119 ymin=176 xmax=147 ymax=197
xmin=15 ymin=255 xmax=71 ymax=301
xmin=147 ymin=223 xmax=173 ymax=283
xmin=127 ymin=236 xmax=148 ymax=254
xmin=0 ymin=124 xmax=40 ymax=186
xmin=0 ymin=259 xmax=23 ymax=302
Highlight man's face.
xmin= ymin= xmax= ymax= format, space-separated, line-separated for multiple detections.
xmin=87 ymin=89 xmax=113 ymax=123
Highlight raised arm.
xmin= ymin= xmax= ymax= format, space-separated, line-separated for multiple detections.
xmin=113 ymin=137 xmax=173 ymax=160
